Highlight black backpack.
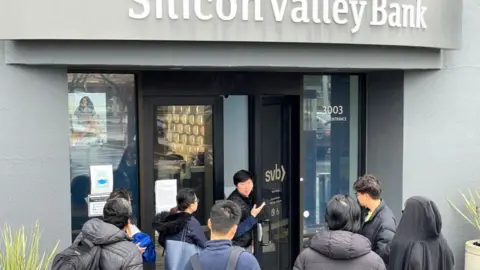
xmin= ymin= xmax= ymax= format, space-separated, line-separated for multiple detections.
xmin=189 ymin=247 xmax=245 ymax=270
xmin=51 ymin=238 xmax=102 ymax=270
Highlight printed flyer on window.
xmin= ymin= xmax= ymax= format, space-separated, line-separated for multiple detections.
xmin=68 ymin=93 xmax=107 ymax=147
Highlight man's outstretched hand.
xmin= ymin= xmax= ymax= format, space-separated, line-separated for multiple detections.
xmin=250 ymin=202 xmax=266 ymax=217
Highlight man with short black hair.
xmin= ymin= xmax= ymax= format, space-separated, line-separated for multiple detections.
xmin=354 ymin=174 xmax=397 ymax=266
xmin=227 ymin=170 xmax=265 ymax=251
xmin=185 ymin=200 xmax=260 ymax=270
xmin=74 ymin=198 xmax=143 ymax=269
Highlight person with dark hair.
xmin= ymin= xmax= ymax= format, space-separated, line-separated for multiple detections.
xmin=185 ymin=200 xmax=260 ymax=270
xmin=226 ymin=170 xmax=265 ymax=251
xmin=354 ymin=174 xmax=397 ymax=266
xmin=153 ymin=188 xmax=208 ymax=270
xmin=389 ymin=196 xmax=454 ymax=270
xmin=108 ymin=188 xmax=156 ymax=264
xmin=108 ymin=188 xmax=132 ymax=202
xmin=293 ymin=194 xmax=386 ymax=270
xmin=72 ymin=198 xmax=142 ymax=269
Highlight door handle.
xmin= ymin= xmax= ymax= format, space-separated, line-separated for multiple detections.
xmin=259 ymin=219 xmax=272 ymax=246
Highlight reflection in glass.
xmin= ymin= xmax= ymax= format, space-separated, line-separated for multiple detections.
xmin=181 ymin=114 xmax=188 ymax=124
xmin=181 ymin=134 xmax=188 ymax=144
xmin=196 ymin=115 xmax=204 ymax=125
xmin=153 ymin=104 xmax=213 ymax=268
xmin=302 ymin=75 xmax=359 ymax=237
xmin=188 ymin=115 xmax=195 ymax=125
xmin=189 ymin=135 xmax=196 ymax=145
xmin=68 ymin=73 xmax=138 ymax=242
xmin=173 ymin=133 xmax=180 ymax=143
xmin=176 ymin=124 xmax=184 ymax=133
xmin=173 ymin=114 xmax=180 ymax=123
xmin=196 ymin=136 xmax=204 ymax=146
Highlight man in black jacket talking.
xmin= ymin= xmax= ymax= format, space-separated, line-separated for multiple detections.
xmin=354 ymin=174 xmax=397 ymax=266
xmin=227 ymin=170 xmax=265 ymax=252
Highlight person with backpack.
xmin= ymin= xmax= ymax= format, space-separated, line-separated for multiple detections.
xmin=51 ymin=198 xmax=143 ymax=270
xmin=185 ymin=200 xmax=260 ymax=270
xmin=108 ymin=188 xmax=156 ymax=264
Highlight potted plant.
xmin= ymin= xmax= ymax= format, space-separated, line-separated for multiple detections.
xmin=0 ymin=221 xmax=58 ymax=270
xmin=448 ymin=189 xmax=480 ymax=270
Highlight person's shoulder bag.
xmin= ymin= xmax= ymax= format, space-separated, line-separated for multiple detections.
xmin=164 ymin=226 xmax=203 ymax=270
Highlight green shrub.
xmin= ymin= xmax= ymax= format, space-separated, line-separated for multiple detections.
xmin=448 ymin=189 xmax=480 ymax=232
xmin=0 ymin=221 xmax=59 ymax=270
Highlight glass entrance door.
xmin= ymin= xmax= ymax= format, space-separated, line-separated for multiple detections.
xmin=251 ymin=96 xmax=300 ymax=270
xmin=139 ymin=96 xmax=223 ymax=269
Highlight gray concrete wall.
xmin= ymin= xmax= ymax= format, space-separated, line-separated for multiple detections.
xmin=403 ymin=1 xmax=480 ymax=269
xmin=5 ymin=41 xmax=443 ymax=70
xmin=0 ymin=42 xmax=71 ymax=253
xmin=365 ymin=71 xmax=404 ymax=219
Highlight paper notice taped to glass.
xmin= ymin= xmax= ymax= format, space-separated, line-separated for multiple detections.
xmin=155 ymin=179 xmax=177 ymax=213
xmin=88 ymin=194 xmax=110 ymax=217
xmin=90 ymin=165 xmax=114 ymax=195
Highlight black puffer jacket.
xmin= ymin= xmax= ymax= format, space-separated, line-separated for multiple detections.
xmin=152 ymin=211 xmax=207 ymax=248
xmin=227 ymin=189 xmax=253 ymax=248
xmin=360 ymin=200 xmax=397 ymax=266
xmin=293 ymin=229 xmax=386 ymax=270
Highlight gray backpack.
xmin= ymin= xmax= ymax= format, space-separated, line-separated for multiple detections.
xmin=189 ymin=247 xmax=245 ymax=270
xmin=51 ymin=238 xmax=101 ymax=270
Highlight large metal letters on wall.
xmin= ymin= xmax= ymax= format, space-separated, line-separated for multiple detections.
xmin=0 ymin=0 xmax=461 ymax=49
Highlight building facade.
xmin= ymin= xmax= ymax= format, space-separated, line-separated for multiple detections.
xmin=0 ymin=0 xmax=476 ymax=269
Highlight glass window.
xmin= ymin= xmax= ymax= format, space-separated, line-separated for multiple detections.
xmin=68 ymin=73 xmax=138 ymax=241
xmin=152 ymin=105 xmax=213 ymax=269
xmin=153 ymin=105 xmax=213 ymax=224
xmin=302 ymin=75 xmax=360 ymax=236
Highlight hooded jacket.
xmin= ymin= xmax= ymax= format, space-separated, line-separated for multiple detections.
xmin=293 ymin=229 xmax=386 ymax=270
xmin=152 ymin=211 xmax=207 ymax=248
xmin=73 ymin=218 xmax=143 ymax=270
xmin=389 ymin=196 xmax=454 ymax=270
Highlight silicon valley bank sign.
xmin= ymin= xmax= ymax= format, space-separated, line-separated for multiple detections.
xmin=128 ymin=0 xmax=427 ymax=34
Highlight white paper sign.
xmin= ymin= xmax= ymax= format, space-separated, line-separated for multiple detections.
xmin=90 ymin=165 xmax=114 ymax=194
xmin=87 ymin=194 xmax=110 ymax=217
xmin=155 ymin=179 xmax=177 ymax=213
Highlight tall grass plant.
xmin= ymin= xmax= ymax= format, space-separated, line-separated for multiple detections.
xmin=448 ymin=189 xmax=480 ymax=243
xmin=0 ymin=221 xmax=58 ymax=270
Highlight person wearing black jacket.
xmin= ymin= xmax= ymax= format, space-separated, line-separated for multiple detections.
xmin=354 ymin=174 xmax=397 ymax=266
xmin=389 ymin=196 xmax=454 ymax=270
xmin=227 ymin=170 xmax=265 ymax=251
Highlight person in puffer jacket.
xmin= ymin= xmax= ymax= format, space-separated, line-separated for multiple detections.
xmin=108 ymin=188 xmax=156 ymax=263
xmin=153 ymin=188 xmax=208 ymax=249
xmin=293 ymin=194 xmax=386 ymax=270
xmin=73 ymin=198 xmax=143 ymax=270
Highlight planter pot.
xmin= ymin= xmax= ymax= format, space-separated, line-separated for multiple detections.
xmin=465 ymin=240 xmax=480 ymax=270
